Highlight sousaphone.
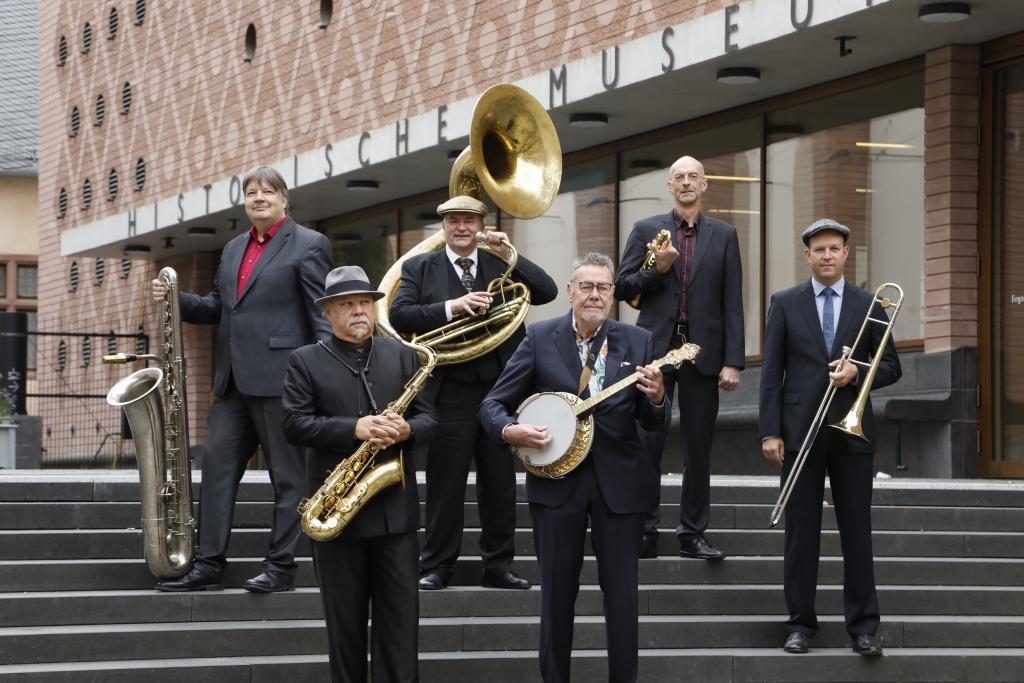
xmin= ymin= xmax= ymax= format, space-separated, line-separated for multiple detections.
xmin=376 ymin=84 xmax=562 ymax=364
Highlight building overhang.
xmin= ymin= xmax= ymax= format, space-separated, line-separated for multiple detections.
xmin=60 ymin=0 xmax=1022 ymax=259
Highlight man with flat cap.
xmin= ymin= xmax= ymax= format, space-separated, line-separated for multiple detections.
xmin=390 ymin=195 xmax=558 ymax=590
xmin=282 ymin=265 xmax=436 ymax=682
xmin=759 ymin=219 xmax=901 ymax=657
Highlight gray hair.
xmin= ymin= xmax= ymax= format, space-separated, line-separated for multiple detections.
xmin=569 ymin=252 xmax=615 ymax=281
xmin=242 ymin=165 xmax=289 ymax=198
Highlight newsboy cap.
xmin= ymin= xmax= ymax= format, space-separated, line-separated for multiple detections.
xmin=314 ymin=266 xmax=385 ymax=307
xmin=437 ymin=195 xmax=488 ymax=217
xmin=801 ymin=218 xmax=851 ymax=246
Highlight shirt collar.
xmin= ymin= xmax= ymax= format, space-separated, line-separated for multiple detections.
xmin=249 ymin=215 xmax=288 ymax=244
xmin=445 ymin=244 xmax=478 ymax=267
xmin=672 ymin=210 xmax=701 ymax=231
xmin=572 ymin=317 xmax=605 ymax=344
xmin=811 ymin=276 xmax=845 ymax=297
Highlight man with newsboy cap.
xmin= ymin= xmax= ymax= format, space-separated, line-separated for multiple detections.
xmin=390 ymin=195 xmax=558 ymax=590
xmin=759 ymin=218 xmax=901 ymax=657
xmin=282 ymin=265 xmax=437 ymax=682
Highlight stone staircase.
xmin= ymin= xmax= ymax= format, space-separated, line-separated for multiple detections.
xmin=1 ymin=471 xmax=1023 ymax=682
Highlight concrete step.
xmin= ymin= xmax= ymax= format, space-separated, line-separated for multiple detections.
xmin=4 ymin=614 xmax=1024 ymax=666
xmin=3 ymin=552 xmax=1024 ymax=593
xmin=3 ymin=648 xmax=1024 ymax=682
xmin=6 ymin=499 xmax=1024 ymax=533
xmin=5 ymin=526 xmax=1024 ymax=561
xmin=5 ymin=584 xmax=1024 ymax=628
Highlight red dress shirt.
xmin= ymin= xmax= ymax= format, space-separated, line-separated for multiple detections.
xmin=237 ymin=216 xmax=287 ymax=299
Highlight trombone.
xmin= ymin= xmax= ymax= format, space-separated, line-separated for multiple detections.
xmin=768 ymin=282 xmax=904 ymax=529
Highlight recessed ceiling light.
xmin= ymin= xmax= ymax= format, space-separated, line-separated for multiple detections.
xmin=918 ymin=2 xmax=971 ymax=23
xmin=716 ymin=67 xmax=761 ymax=85
xmin=628 ymin=159 xmax=663 ymax=171
xmin=569 ymin=113 xmax=609 ymax=128
xmin=187 ymin=226 xmax=217 ymax=236
xmin=346 ymin=180 xmax=379 ymax=191
xmin=123 ymin=244 xmax=151 ymax=253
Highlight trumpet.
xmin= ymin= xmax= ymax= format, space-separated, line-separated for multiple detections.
xmin=626 ymin=229 xmax=672 ymax=310
xmin=768 ymin=282 xmax=903 ymax=529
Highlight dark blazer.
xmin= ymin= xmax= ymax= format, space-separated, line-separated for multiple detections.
xmin=480 ymin=313 xmax=670 ymax=514
xmin=759 ymin=279 xmax=902 ymax=453
xmin=281 ymin=336 xmax=437 ymax=538
xmin=614 ymin=212 xmax=745 ymax=377
xmin=389 ymin=248 xmax=558 ymax=380
xmin=179 ymin=217 xmax=332 ymax=397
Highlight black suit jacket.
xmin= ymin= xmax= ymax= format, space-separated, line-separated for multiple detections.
xmin=758 ymin=279 xmax=902 ymax=453
xmin=614 ymin=212 xmax=744 ymax=377
xmin=179 ymin=217 xmax=332 ymax=397
xmin=281 ymin=336 xmax=437 ymax=538
xmin=389 ymin=248 xmax=558 ymax=382
xmin=479 ymin=313 xmax=669 ymax=514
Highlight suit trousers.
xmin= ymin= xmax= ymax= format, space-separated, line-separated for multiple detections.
xmin=782 ymin=431 xmax=879 ymax=637
xmin=313 ymin=530 xmax=419 ymax=683
xmin=641 ymin=363 xmax=720 ymax=540
xmin=531 ymin=460 xmax=644 ymax=683
xmin=194 ymin=381 xmax=304 ymax=576
xmin=420 ymin=377 xmax=516 ymax=579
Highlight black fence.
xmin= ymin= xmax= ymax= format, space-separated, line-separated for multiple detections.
xmin=27 ymin=328 xmax=150 ymax=468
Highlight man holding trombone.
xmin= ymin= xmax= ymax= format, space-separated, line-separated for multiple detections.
xmin=759 ymin=219 xmax=901 ymax=657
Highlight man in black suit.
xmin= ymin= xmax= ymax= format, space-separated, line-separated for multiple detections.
xmin=153 ymin=166 xmax=331 ymax=593
xmin=480 ymin=252 xmax=668 ymax=683
xmin=282 ymin=266 xmax=436 ymax=682
xmin=614 ymin=155 xmax=744 ymax=561
xmin=390 ymin=195 xmax=558 ymax=591
xmin=759 ymin=219 xmax=901 ymax=657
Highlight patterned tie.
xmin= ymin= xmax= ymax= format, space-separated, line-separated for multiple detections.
xmin=455 ymin=257 xmax=475 ymax=293
xmin=821 ymin=286 xmax=835 ymax=356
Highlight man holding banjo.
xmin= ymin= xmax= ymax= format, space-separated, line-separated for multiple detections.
xmin=480 ymin=252 xmax=673 ymax=683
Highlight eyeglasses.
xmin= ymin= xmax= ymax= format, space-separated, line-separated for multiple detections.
xmin=574 ymin=281 xmax=613 ymax=295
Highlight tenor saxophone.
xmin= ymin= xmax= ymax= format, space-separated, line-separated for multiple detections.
xmin=626 ymin=229 xmax=672 ymax=310
xmin=105 ymin=267 xmax=195 ymax=579
xmin=298 ymin=340 xmax=436 ymax=542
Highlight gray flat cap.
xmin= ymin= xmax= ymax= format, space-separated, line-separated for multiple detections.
xmin=801 ymin=218 xmax=851 ymax=246
xmin=437 ymin=195 xmax=488 ymax=217
xmin=314 ymin=266 xmax=385 ymax=307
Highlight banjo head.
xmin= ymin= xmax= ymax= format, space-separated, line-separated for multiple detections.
xmin=513 ymin=391 xmax=594 ymax=477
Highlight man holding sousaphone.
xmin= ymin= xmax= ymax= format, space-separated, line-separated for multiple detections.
xmin=480 ymin=252 xmax=671 ymax=683
xmin=389 ymin=194 xmax=558 ymax=591
xmin=759 ymin=219 xmax=902 ymax=657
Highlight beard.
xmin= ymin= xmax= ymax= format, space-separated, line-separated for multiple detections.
xmin=347 ymin=316 xmax=370 ymax=339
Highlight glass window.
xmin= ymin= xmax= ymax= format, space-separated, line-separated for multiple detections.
xmin=618 ymin=118 xmax=762 ymax=355
xmin=766 ymin=73 xmax=925 ymax=342
xmin=319 ymin=214 xmax=398 ymax=291
xmin=17 ymin=265 xmax=37 ymax=299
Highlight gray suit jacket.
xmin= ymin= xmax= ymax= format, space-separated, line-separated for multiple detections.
xmin=179 ymin=217 xmax=332 ymax=397
xmin=614 ymin=212 xmax=745 ymax=377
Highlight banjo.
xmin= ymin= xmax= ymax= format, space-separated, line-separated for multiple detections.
xmin=513 ymin=343 xmax=701 ymax=479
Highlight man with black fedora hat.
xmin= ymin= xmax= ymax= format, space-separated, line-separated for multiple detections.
xmin=152 ymin=165 xmax=330 ymax=593
xmin=760 ymin=218 xmax=901 ymax=656
xmin=390 ymin=195 xmax=558 ymax=591
xmin=283 ymin=265 xmax=436 ymax=682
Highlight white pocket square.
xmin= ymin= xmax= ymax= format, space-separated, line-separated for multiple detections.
xmin=619 ymin=361 xmax=632 ymax=367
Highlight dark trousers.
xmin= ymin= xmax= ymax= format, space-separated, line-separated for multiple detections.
xmin=642 ymin=363 xmax=720 ymax=540
xmin=193 ymin=383 xmax=304 ymax=576
xmin=313 ymin=530 xmax=419 ymax=683
xmin=782 ymin=432 xmax=879 ymax=637
xmin=420 ymin=377 xmax=516 ymax=580
xmin=531 ymin=461 xmax=644 ymax=683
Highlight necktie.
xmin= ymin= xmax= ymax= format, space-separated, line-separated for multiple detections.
xmin=821 ymin=287 xmax=835 ymax=356
xmin=455 ymin=257 xmax=475 ymax=293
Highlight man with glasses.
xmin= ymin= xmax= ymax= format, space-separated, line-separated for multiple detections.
xmin=615 ymin=155 xmax=745 ymax=561
xmin=390 ymin=195 xmax=557 ymax=591
xmin=481 ymin=252 xmax=668 ymax=682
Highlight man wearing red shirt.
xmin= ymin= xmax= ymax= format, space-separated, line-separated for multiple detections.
xmin=152 ymin=166 xmax=331 ymax=592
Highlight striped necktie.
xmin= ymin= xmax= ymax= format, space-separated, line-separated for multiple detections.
xmin=455 ymin=257 xmax=475 ymax=293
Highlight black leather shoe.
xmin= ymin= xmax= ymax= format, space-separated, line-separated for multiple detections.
xmin=783 ymin=632 xmax=810 ymax=654
xmin=481 ymin=570 xmax=530 ymax=590
xmin=640 ymin=534 xmax=659 ymax=559
xmin=155 ymin=566 xmax=223 ymax=592
xmin=242 ymin=570 xmax=295 ymax=593
xmin=679 ymin=535 xmax=726 ymax=561
xmin=852 ymin=634 xmax=883 ymax=656
xmin=418 ymin=572 xmax=448 ymax=591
